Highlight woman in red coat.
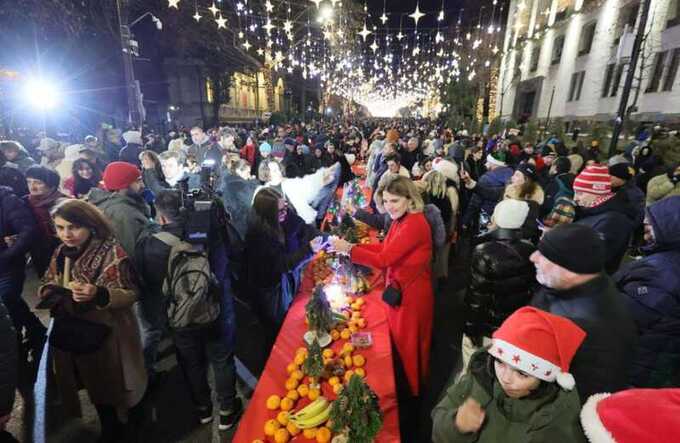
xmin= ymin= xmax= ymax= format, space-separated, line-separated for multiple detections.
xmin=331 ymin=175 xmax=433 ymax=399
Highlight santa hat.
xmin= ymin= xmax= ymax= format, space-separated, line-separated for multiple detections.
xmin=486 ymin=153 xmax=507 ymax=168
xmin=102 ymin=161 xmax=141 ymax=191
xmin=573 ymin=164 xmax=612 ymax=195
xmin=432 ymin=157 xmax=459 ymax=184
xmin=580 ymin=389 xmax=680 ymax=443
xmin=488 ymin=306 xmax=586 ymax=390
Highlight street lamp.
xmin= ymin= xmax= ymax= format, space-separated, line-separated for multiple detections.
xmin=23 ymin=77 xmax=62 ymax=111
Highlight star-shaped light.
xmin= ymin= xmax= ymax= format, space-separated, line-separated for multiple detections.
xmin=283 ymin=19 xmax=293 ymax=33
xmin=337 ymin=28 xmax=344 ymax=38
xmin=409 ymin=4 xmax=425 ymax=27
xmin=262 ymin=18 xmax=275 ymax=34
xmin=193 ymin=11 xmax=202 ymax=22
xmin=412 ymin=46 xmax=421 ymax=56
xmin=243 ymin=40 xmax=252 ymax=50
xmin=168 ymin=0 xmax=180 ymax=8
xmin=257 ymin=48 xmax=264 ymax=56
xmin=264 ymin=0 xmax=274 ymax=13
xmin=380 ymin=12 xmax=388 ymax=24
xmin=208 ymin=2 xmax=219 ymax=15
xmin=215 ymin=14 xmax=227 ymax=29
xmin=358 ymin=23 xmax=372 ymax=41
xmin=370 ymin=41 xmax=379 ymax=52
xmin=435 ymin=31 xmax=444 ymax=43
xmin=311 ymin=0 xmax=323 ymax=8
xmin=438 ymin=9 xmax=445 ymax=21
xmin=396 ymin=31 xmax=404 ymax=41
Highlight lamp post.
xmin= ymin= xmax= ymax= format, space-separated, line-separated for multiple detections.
xmin=115 ymin=0 xmax=162 ymax=129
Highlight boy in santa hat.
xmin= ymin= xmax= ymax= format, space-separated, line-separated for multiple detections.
xmin=432 ymin=306 xmax=587 ymax=443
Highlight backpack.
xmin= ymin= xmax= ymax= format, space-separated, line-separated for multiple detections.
xmin=154 ymin=232 xmax=221 ymax=329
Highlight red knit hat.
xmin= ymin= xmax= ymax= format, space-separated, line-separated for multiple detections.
xmin=488 ymin=306 xmax=586 ymax=390
xmin=573 ymin=164 xmax=612 ymax=195
xmin=580 ymin=389 xmax=680 ymax=443
xmin=102 ymin=161 xmax=141 ymax=191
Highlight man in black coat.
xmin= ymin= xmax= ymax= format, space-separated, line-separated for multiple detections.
xmin=530 ymin=224 xmax=638 ymax=403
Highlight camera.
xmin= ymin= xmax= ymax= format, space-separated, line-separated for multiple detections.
xmin=178 ymin=159 xmax=222 ymax=246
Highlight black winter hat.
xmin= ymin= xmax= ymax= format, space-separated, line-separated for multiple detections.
xmin=553 ymin=156 xmax=571 ymax=175
xmin=517 ymin=162 xmax=537 ymax=181
xmin=25 ymin=165 xmax=60 ymax=190
xmin=609 ymin=162 xmax=634 ymax=181
xmin=538 ymin=224 xmax=605 ymax=274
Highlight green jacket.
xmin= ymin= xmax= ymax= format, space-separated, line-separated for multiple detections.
xmin=432 ymin=351 xmax=586 ymax=443
xmin=646 ymin=173 xmax=680 ymax=206
xmin=87 ymin=188 xmax=153 ymax=262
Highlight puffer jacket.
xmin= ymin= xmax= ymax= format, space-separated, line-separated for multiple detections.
xmin=0 ymin=187 xmax=37 ymax=278
xmin=614 ymin=196 xmax=680 ymax=388
xmin=87 ymin=188 xmax=153 ymax=261
xmin=463 ymin=228 xmax=536 ymax=339
xmin=531 ymin=274 xmax=638 ymax=403
xmin=646 ymin=171 xmax=680 ymax=205
xmin=575 ymin=191 xmax=637 ymax=274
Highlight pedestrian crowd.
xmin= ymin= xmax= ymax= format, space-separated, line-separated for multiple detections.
xmin=0 ymin=119 xmax=679 ymax=442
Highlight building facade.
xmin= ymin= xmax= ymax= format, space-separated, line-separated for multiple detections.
xmin=497 ymin=0 xmax=680 ymax=125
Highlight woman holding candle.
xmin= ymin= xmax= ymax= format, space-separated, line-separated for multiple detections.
xmin=330 ymin=175 xmax=433 ymax=436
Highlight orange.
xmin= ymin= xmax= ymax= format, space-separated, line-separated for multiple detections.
xmin=349 ymin=325 xmax=358 ymax=333
xmin=303 ymin=428 xmax=318 ymax=439
xmin=274 ymin=427 xmax=290 ymax=443
xmin=308 ymin=388 xmax=321 ymax=401
xmin=286 ymin=362 xmax=297 ymax=374
xmin=344 ymin=355 xmax=353 ymax=368
xmin=354 ymin=367 xmax=366 ymax=378
xmin=285 ymin=378 xmax=299 ymax=391
xmin=280 ymin=397 xmax=294 ymax=411
xmin=286 ymin=422 xmax=300 ymax=436
xmin=286 ymin=389 xmax=299 ymax=401
xmin=322 ymin=349 xmax=334 ymax=358
xmin=340 ymin=329 xmax=351 ymax=340
xmin=295 ymin=347 xmax=307 ymax=356
xmin=355 ymin=297 xmax=365 ymax=306
xmin=328 ymin=376 xmax=340 ymax=386
xmin=252 ymin=440 xmax=265 ymax=443
xmin=276 ymin=411 xmax=290 ymax=426
xmin=351 ymin=311 xmax=362 ymax=319
xmin=344 ymin=370 xmax=355 ymax=383
xmin=352 ymin=354 xmax=366 ymax=367
xmin=330 ymin=329 xmax=340 ymax=340
xmin=264 ymin=419 xmax=280 ymax=436
xmin=342 ymin=343 xmax=355 ymax=355
xmin=266 ymin=395 xmax=281 ymax=410
xmin=294 ymin=353 xmax=306 ymax=366
xmin=291 ymin=369 xmax=304 ymax=381
xmin=357 ymin=318 xmax=367 ymax=328
xmin=316 ymin=426 xmax=332 ymax=443
xmin=332 ymin=383 xmax=343 ymax=395
xmin=297 ymin=384 xmax=309 ymax=397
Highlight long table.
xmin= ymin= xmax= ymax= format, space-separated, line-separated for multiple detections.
xmin=233 ymin=261 xmax=400 ymax=442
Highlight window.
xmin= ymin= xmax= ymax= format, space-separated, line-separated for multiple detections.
xmin=610 ymin=64 xmax=625 ymax=97
xmin=578 ymin=21 xmax=597 ymax=56
xmin=646 ymin=51 xmax=668 ymax=93
xmin=205 ymin=77 xmax=215 ymax=104
xmin=552 ymin=35 xmax=565 ymax=65
xmin=662 ymin=48 xmax=680 ymax=91
xmin=668 ymin=0 xmax=680 ymax=28
xmin=614 ymin=2 xmax=640 ymax=45
xmin=530 ymin=45 xmax=540 ymax=72
xmin=568 ymin=71 xmax=586 ymax=101
xmin=602 ymin=63 xmax=615 ymax=97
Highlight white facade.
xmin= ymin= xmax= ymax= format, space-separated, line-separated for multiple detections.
xmin=497 ymin=0 xmax=680 ymax=124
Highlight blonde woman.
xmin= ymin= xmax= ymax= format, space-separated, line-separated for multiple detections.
xmin=331 ymin=175 xmax=433 ymax=414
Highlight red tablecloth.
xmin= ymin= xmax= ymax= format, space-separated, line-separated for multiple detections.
xmin=234 ymin=265 xmax=400 ymax=442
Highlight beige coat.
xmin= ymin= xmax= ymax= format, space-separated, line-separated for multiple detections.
xmin=41 ymin=239 xmax=146 ymax=417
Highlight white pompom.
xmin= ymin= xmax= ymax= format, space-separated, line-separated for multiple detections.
xmin=556 ymin=371 xmax=576 ymax=390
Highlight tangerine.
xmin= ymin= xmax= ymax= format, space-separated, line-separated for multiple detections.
xmin=316 ymin=426 xmax=332 ymax=443
xmin=276 ymin=411 xmax=289 ymax=426
xmin=333 ymin=383 xmax=343 ymax=395
xmin=322 ymin=349 xmax=334 ymax=358
xmin=330 ymin=329 xmax=340 ymax=340
xmin=291 ymin=369 xmax=304 ymax=381
xmin=294 ymin=354 xmax=306 ymax=366
xmin=286 ymin=389 xmax=299 ymax=401
xmin=266 ymin=395 xmax=281 ymax=410
xmin=342 ymin=343 xmax=355 ymax=354
xmin=274 ymin=428 xmax=290 ymax=443
xmin=286 ymin=422 xmax=300 ymax=436
xmin=354 ymin=367 xmax=366 ymax=378
xmin=344 ymin=370 xmax=355 ymax=383
xmin=297 ymin=384 xmax=309 ymax=397
xmin=264 ymin=419 xmax=280 ymax=436
xmin=286 ymin=363 xmax=297 ymax=374
xmin=344 ymin=355 xmax=353 ymax=368
xmin=303 ymin=428 xmax=318 ymax=439
xmin=284 ymin=378 xmax=299 ymax=391
xmin=352 ymin=354 xmax=366 ymax=367
xmin=328 ymin=376 xmax=340 ymax=386
xmin=280 ymin=397 xmax=294 ymax=411
xmin=308 ymin=388 xmax=321 ymax=401
xmin=340 ymin=329 xmax=351 ymax=340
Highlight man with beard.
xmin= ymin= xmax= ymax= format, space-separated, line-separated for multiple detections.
xmin=530 ymin=224 xmax=637 ymax=403
xmin=87 ymin=161 xmax=153 ymax=262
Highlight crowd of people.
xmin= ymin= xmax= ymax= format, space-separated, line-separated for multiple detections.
xmin=0 ymin=118 xmax=679 ymax=442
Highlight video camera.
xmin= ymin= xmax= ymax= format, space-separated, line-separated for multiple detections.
xmin=178 ymin=159 xmax=222 ymax=246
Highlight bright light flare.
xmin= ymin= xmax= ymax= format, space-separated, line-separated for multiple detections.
xmin=23 ymin=77 xmax=61 ymax=110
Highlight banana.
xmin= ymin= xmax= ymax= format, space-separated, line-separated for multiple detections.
xmin=291 ymin=397 xmax=328 ymax=421
xmin=290 ymin=404 xmax=331 ymax=429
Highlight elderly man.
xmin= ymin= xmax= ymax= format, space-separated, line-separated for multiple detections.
xmin=530 ymin=223 xmax=637 ymax=403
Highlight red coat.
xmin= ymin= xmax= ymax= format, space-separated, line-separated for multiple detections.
xmin=351 ymin=211 xmax=433 ymax=396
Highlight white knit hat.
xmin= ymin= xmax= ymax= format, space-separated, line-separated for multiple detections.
xmin=432 ymin=157 xmax=460 ymax=184
xmin=122 ymin=130 xmax=143 ymax=146
xmin=492 ymin=199 xmax=529 ymax=229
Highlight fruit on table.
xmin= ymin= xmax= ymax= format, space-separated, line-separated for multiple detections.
xmin=274 ymin=427 xmax=290 ymax=443
xmin=354 ymin=367 xmax=366 ymax=378
xmin=316 ymin=426 xmax=332 ymax=443
xmin=328 ymin=376 xmax=340 ymax=386
xmin=280 ymin=397 xmax=294 ymax=411
xmin=286 ymin=389 xmax=299 ymax=401
xmin=286 ymin=363 xmax=297 ymax=374
xmin=303 ymin=428 xmax=318 ymax=439
xmin=308 ymin=387 xmax=321 ymax=401
xmin=352 ymin=354 xmax=366 ymax=367
xmin=344 ymin=370 xmax=355 ymax=383
xmin=294 ymin=353 xmax=306 ymax=366
xmin=287 ymin=397 xmax=332 ymax=429
xmin=266 ymin=395 xmax=281 ymax=410
xmin=286 ymin=421 xmax=301 ymax=436
xmin=343 ymin=355 xmax=353 ymax=368
xmin=322 ymin=348 xmax=335 ymax=359
xmin=333 ymin=383 xmax=343 ymax=395
xmin=285 ymin=378 xmax=299 ymax=391
xmin=276 ymin=411 xmax=290 ymax=426
xmin=340 ymin=329 xmax=351 ymax=340
xmin=291 ymin=369 xmax=304 ymax=381
xmin=297 ymin=384 xmax=310 ymax=398
xmin=264 ymin=418 xmax=280 ymax=436
xmin=341 ymin=343 xmax=355 ymax=355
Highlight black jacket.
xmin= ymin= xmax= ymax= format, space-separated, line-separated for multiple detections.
xmin=463 ymin=228 xmax=536 ymax=339
xmin=0 ymin=302 xmax=17 ymax=417
xmin=0 ymin=187 xmax=37 ymax=278
xmin=0 ymin=166 xmax=28 ymax=197
xmin=218 ymin=173 xmax=259 ymax=239
xmin=575 ymin=191 xmax=637 ymax=274
xmin=119 ymin=142 xmax=143 ymax=168
xmin=531 ymin=274 xmax=638 ymax=403
xmin=542 ymin=173 xmax=575 ymax=216
xmin=135 ymin=222 xmax=184 ymax=301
